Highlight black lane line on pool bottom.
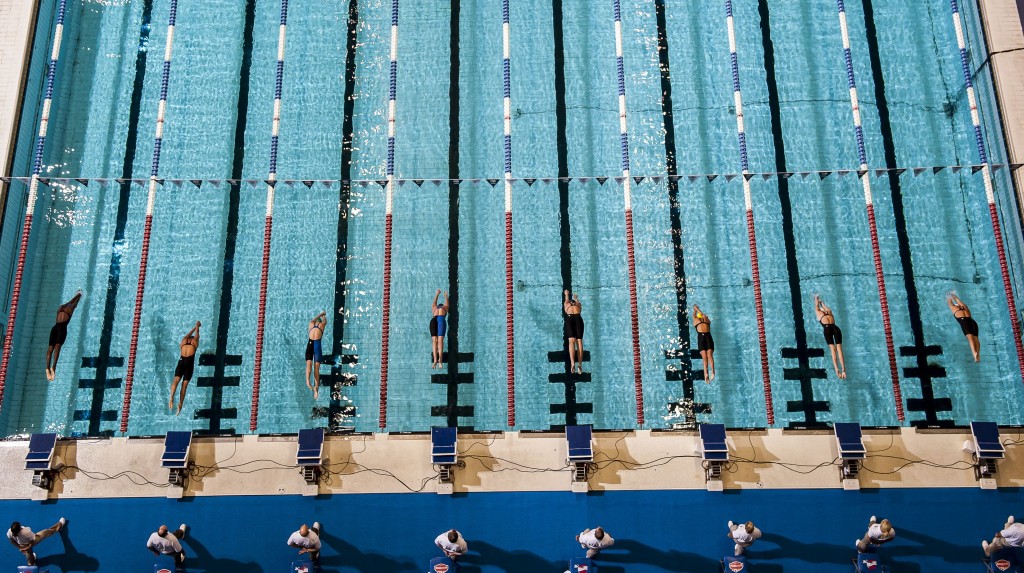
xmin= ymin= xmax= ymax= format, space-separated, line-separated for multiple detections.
xmin=76 ymin=0 xmax=154 ymax=436
xmin=431 ymin=0 xmax=475 ymax=429
xmin=548 ymin=0 xmax=592 ymax=429
xmin=195 ymin=0 xmax=259 ymax=435
xmin=312 ymin=0 xmax=361 ymax=431
xmin=861 ymin=0 xmax=950 ymax=426
xmin=654 ymin=0 xmax=708 ymax=427
xmin=758 ymin=0 xmax=830 ymax=428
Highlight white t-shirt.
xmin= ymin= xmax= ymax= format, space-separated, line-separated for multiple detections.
xmin=578 ymin=530 xmax=614 ymax=549
xmin=7 ymin=527 xmax=34 ymax=547
xmin=147 ymin=532 xmax=182 ymax=554
xmin=288 ymin=530 xmax=321 ymax=550
xmin=1001 ymin=523 xmax=1024 ymax=546
xmin=731 ymin=526 xmax=762 ymax=545
xmin=867 ymin=523 xmax=895 ymax=543
xmin=434 ymin=532 xmax=467 ymax=554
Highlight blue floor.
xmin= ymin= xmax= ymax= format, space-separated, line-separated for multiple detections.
xmin=0 ymin=488 xmax=1015 ymax=572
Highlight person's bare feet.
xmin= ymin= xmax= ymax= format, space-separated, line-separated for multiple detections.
xmin=313 ymin=384 xmax=319 ymax=400
xmin=46 ymin=368 xmax=54 ymax=381
xmin=169 ymin=399 xmax=175 ymax=411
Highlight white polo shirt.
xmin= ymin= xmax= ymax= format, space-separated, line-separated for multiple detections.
xmin=867 ymin=523 xmax=895 ymax=543
xmin=7 ymin=527 xmax=34 ymax=547
xmin=1001 ymin=523 xmax=1024 ymax=547
xmin=434 ymin=532 xmax=467 ymax=555
xmin=287 ymin=530 xmax=321 ymax=550
xmin=578 ymin=530 xmax=614 ymax=550
xmin=147 ymin=531 xmax=182 ymax=554
xmin=731 ymin=526 xmax=762 ymax=545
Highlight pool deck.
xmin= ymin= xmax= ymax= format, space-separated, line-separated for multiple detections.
xmin=0 ymin=426 xmax=1021 ymax=499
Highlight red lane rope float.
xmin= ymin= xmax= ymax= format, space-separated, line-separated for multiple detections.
xmin=612 ymin=0 xmax=644 ymax=426
xmin=502 ymin=0 xmax=515 ymax=427
xmin=950 ymin=0 xmax=1024 ymax=383
xmin=726 ymin=0 xmax=774 ymax=425
xmin=121 ymin=0 xmax=180 ymax=433
xmin=378 ymin=0 xmax=399 ymax=430
xmin=251 ymin=0 xmax=291 ymax=431
xmin=0 ymin=0 xmax=69 ymax=411
xmin=834 ymin=0 xmax=903 ymax=421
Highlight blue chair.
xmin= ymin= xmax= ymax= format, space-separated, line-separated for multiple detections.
xmin=699 ymin=424 xmax=729 ymax=485
xmin=297 ymin=428 xmax=325 ymax=486
xmin=835 ymin=422 xmax=865 ymax=483
xmin=568 ymin=557 xmax=597 ymax=572
xmin=853 ymin=552 xmax=888 ymax=572
xmin=25 ymin=433 xmax=58 ymax=490
xmin=429 ymin=556 xmax=457 ymax=572
xmin=983 ymin=546 xmax=1022 ymax=573
xmin=721 ymin=554 xmax=747 ymax=572
xmin=290 ymin=559 xmax=316 ymax=573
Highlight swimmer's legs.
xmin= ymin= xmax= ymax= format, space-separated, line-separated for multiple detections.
xmin=576 ymin=338 xmax=584 ymax=374
xmin=699 ymin=349 xmax=710 ymax=383
xmin=432 ymin=336 xmax=443 ymax=368
xmin=828 ymin=344 xmax=844 ymax=379
xmin=312 ymin=361 xmax=321 ymax=399
xmin=305 ymin=359 xmax=313 ymax=390
xmin=567 ymin=337 xmax=578 ymax=374
xmin=967 ymin=334 xmax=980 ymax=362
xmin=708 ymin=349 xmax=716 ymax=381
xmin=836 ymin=343 xmax=847 ymax=378
xmin=177 ymin=378 xmax=190 ymax=415
xmin=48 ymin=344 xmax=63 ymax=380
xmin=169 ymin=375 xmax=182 ymax=411
xmin=45 ymin=345 xmax=55 ymax=380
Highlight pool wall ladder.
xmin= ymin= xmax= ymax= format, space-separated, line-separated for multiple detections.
xmin=0 ymin=0 xmax=69 ymax=412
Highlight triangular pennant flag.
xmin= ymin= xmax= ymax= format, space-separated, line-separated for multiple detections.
xmin=431 ymin=179 xmax=442 ymax=186
xmin=633 ymin=176 xmax=644 ymax=185
xmin=38 ymin=177 xmax=51 ymax=186
xmin=226 ymin=179 xmax=239 ymax=186
xmin=912 ymin=168 xmax=926 ymax=176
xmin=687 ymin=175 xmax=700 ymax=182
xmin=358 ymin=180 xmax=369 ymax=187
xmin=950 ymin=165 xmax=962 ymax=173
xmin=541 ymin=178 xmax=554 ymax=185
xmin=1010 ymin=163 xmax=1023 ymax=172
xmin=17 ymin=177 xmax=32 ymax=184
xmin=932 ymin=166 xmax=946 ymax=174
xmin=397 ymin=179 xmax=406 ymax=187
xmin=992 ymin=164 xmax=1004 ymax=172
xmin=706 ymin=174 xmax=718 ymax=182
xmin=972 ymin=165 xmax=984 ymax=173
xmin=743 ymin=173 xmax=754 ymax=181
xmin=321 ymin=180 xmax=332 ymax=188
xmin=413 ymin=179 xmax=424 ymax=187
xmin=246 ymin=179 xmax=260 ymax=187
xmin=780 ymin=172 xmax=793 ymax=179
xmin=191 ymin=179 xmax=202 ymax=188
xmin=486 ymin=178 xmax=499 ymax=187
xmin=874 ymin=169 xmax=887 ymax=177
xmin=760 ymin=173 xmax=771 ymax=180
xmin=651 ymin=176 xmax=663 ymax=184
xmin=596 ymin=177 xmax=608 ymax=185
xmin=578 ymin=177 xmax=591 ymax=185
xmin=303 ymin=180 xmax=314 ymax=188
xmin=283 ymin=180 xmax=295 ymax=188
xmin=377 ymin=179 xmax=389 ymax=187
xmin=857 ymin=169 xmax=867 ymax=177
xmin=818 ymin=171 xmax=832 ymax=180
xmin=0 ymin=177 xmax=8 ymax=183
xmin=836 ymin=170 xmax=850 ymax=177
xmin=724 ymin=174 xmax=737 ymax=182
xmin=799 ymin=172 xmax=811 ymax=179
xmin=451 ymin=179 xmax=462 ymax=186
xmin=75 ymin=178 xmax=89 ymax=186
xmin=172 ymin=179 xmax=183 ymax=187
xmin=892 ymin=168 xmax=906 ymax=176
xmin=115 ymin=178 xmax=129 ymax=185
xmin=209 ymin=179 xmax=222 ymax=187
xmin=614 ymin=177 xmax=625 ymax=184
xmin=524 ymin=178 xmax=536 ymax=186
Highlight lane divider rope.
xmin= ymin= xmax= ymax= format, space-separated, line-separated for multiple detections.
xmin=379 ymin=0 xmax=399 ymax=429
xmin=502 ymin=0 xmax=516 ymax=427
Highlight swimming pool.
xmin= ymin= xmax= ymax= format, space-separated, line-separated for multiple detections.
xmin=1 ymin=0 xmax=1022 ymax=436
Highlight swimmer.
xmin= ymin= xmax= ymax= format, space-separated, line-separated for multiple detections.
xmin=431 ymin=290 xmax=449 ymax=369
xmin=563 ymin=290 xmax=585 ymax=374
xmin=168 ymin=321 xmax=200 ymax=414
xmin=814 ymin=294 xmax=846 ymax=379
xmin=45 ymin=290 xmax=83 ymax=381
xmin=946 ymin=292 xmax=980 ymax=361
xmin=692 ymin=304 xmax=715 ymax=382
xmin=305 ymin=311 xmax=326 ymax=399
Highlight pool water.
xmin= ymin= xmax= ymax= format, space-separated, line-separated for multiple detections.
xmin=1 ymin=0 xmax=1022 ymax=436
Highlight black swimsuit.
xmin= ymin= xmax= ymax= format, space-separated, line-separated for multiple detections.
xmin=820 ymin=314 xmax=843 ymax=345
xmin=48 ymin=321 xmax=69 ymax=346
xmin=174 ymin=354 xmax=196 ymax=380
xmin=695 ymin=320 xmax=714 ymax=351
xmin=955 ymin=311 xmax=979 ymax=336
xmin=564 ymin=313 xmax=584 ymax=339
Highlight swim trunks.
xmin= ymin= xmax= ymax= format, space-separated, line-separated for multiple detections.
xmin=697 ymin=331 xmax=715 ymax=351
xmin=48 ymin=321 xmax=69 ymax=346
xmin=822 ymin=323 xmax=843 ymax=345
xmin=429 ymin=315 xmax=447 ymax=337
xmin=174 ymin=354 xmax=196 ymax=381
xmin=305 ymin=338 xmax=323 ymax=362
xmin=956 ymin=316 xmax=979 ymax=337
xmin=563 ymin=314 xmax=584 ymax=339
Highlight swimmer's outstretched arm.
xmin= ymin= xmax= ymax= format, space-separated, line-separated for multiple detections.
xmin=63 ymin=290 xmax=83 ymax=310
xmin=946 ymin=294 xmax=963 ymax=313
xmin=433 ymin=289 xmax=441 ymax=309
xmin=573 ymin=292 xmax=581 ymax=310
xmin=442 ymin=290 xmax=449 ymax=309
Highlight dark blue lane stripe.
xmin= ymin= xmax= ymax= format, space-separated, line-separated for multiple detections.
xmin=757 ymin=0 xmax=829 ymax=427
xmin=78 ymin=0 xmax=154 ymax=436
xmin=197 ymin=0 xmax=259 ymax=435
xmin=861 ymin=0 xmax=951 ymax=425
xmin=653 ymin=0 xmax=703 ymax=421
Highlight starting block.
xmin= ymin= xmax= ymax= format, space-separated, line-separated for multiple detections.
xmin=428 ymin=556 xmax=457 ymax=572
xmin=568 ymin=557 xmax=597 ymax=572
xmin=721 ymin=555 xmax=747 ymax=572
xmin=983 ymin=547 xmax=1023 ymax=572
xmin=289 ymin=560 xmax=316 ymax=573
